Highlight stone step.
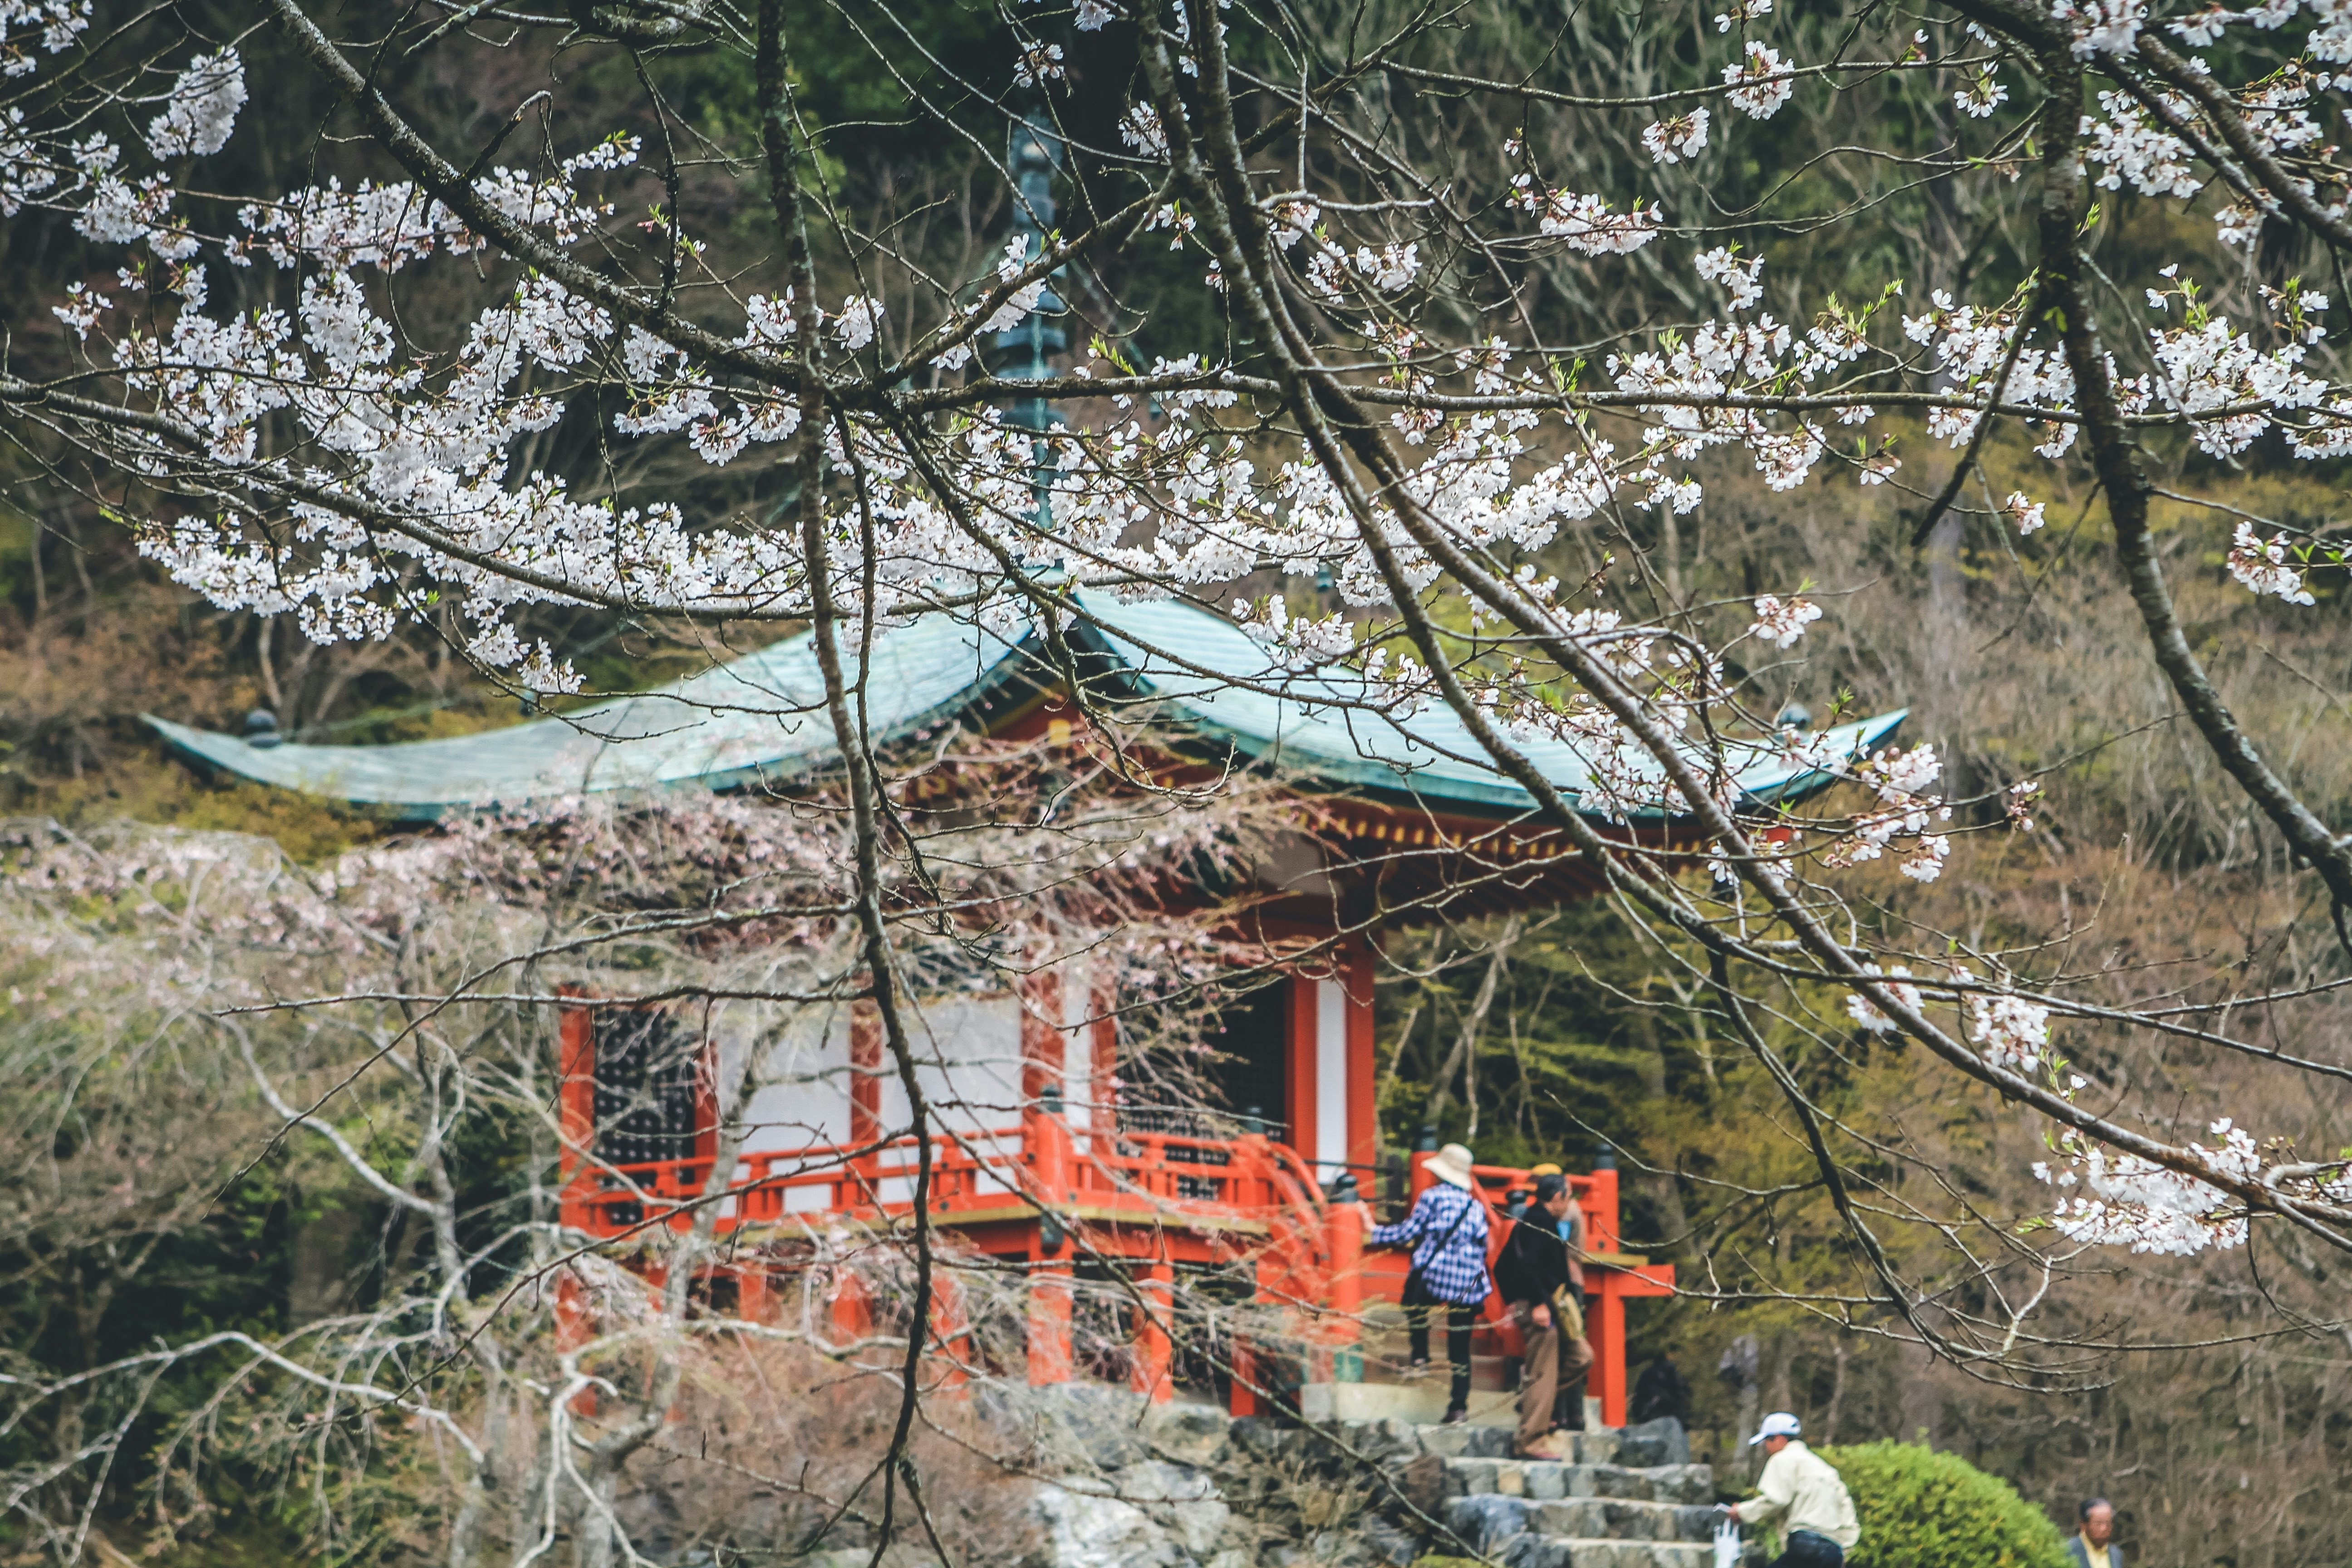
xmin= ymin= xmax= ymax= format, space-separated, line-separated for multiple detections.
xmin=1445 ymin=1491 xmax=1721 ymax=1553
xmin=1527 ymin=1499 xmax=1719 ymax=1544
xmin=1500 ymin=1539 xmax=1715 ymax=1568
xmin=1412 ymin=1422 xmax=1613 ymax=1462
xmin=1304 ymin=1381 xmax=1529 ymax=1429
xmin=1442 ymin=1457 xmax=1716 ymax=1504
xmin=1405 ymin=1422 xmax=1689 ymax=1469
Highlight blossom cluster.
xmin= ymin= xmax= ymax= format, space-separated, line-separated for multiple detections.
xmin=1510 ymin=177 xmax=1661 ymax=255
xmin=2034 ymin=1121 xmax=2260 ymax=1256
xmin=1845 ymin=963 xmax=1923 ymax=1032
xmin=1746 ymin=593 xmax=1821 ymax=649
xmin=1968 ymin=992 xmax=2052 ymax=1071
xmin=2227 ymin=522 xmax=2318 ymax=603
xmin=1606 ymin=250 xmax=1881 ymax=497
xmin=1902 ymin=289 xmax=2093 ymax=457
xmin=1817 ymin=742 xmax=1951 ymax=882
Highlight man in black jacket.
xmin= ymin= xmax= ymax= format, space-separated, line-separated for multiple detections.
xmin=1493 ymin=1172 xmax=1595 ymax=1459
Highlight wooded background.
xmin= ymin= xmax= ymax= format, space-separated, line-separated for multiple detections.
xmin=2 ymin=2 xmax=2347 ymax=1563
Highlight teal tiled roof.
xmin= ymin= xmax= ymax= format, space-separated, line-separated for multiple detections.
xmin=146 ymin=591 xmax=1903 ymax=821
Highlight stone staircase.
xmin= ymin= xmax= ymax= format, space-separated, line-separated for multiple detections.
xmin=1352 ymin=1419 xmax=1718 ymax=1568
xmin=1012 ymin=1388 xmax=1720 ymax=1568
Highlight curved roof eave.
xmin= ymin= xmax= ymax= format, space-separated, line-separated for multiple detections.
xmin=1061 ymin=592 xmax=1905 ymax=821
xmin=144 ymin=590 xmax=1907 ymax=824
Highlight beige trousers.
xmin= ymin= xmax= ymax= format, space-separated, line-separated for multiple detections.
xmin=1511 ymin=1298 xmax=1596 ymax=1452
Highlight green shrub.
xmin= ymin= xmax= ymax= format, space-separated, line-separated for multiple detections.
xmin=1813 ymin=1442 xmax=2071 ymax=1568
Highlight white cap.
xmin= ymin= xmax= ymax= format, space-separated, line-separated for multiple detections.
xmin=1748 ymin=1411 xmax=1802 ymax=1446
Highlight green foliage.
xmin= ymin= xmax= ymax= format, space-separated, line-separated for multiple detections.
xmin=1815 ymin=1443 xmax=2072 ymax=1568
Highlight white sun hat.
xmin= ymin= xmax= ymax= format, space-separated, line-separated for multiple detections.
xmin=1425 ymin=1142 xmax=1476 ymax=1188
xmin=1748 ymin=1411 xmax=1803 ymax=1446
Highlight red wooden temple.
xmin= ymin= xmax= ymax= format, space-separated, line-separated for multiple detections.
xmin=153 ymin=588 xmax=1900 ymax=1426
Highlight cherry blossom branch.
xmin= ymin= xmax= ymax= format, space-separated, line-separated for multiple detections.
xmin=2012 ymin=31 xmax=2352 ymax=928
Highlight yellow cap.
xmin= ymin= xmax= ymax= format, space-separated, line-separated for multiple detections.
xmin=1529 ymin=1162 xmax=1563 ymax=1177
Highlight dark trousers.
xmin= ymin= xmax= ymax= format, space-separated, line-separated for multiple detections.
xmin=1771 ymin=1531 xmax=1845 ymax=1568
xmin=1404 ymin=1299 xmax=1477 ymax=1411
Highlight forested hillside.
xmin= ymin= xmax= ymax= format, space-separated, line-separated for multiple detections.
xmin=3 ymin=2 xmax=2349 ymax=1566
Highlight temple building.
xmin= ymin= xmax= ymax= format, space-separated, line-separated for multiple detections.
xmin=151 ymin=588 xmax=1901 ymax=1426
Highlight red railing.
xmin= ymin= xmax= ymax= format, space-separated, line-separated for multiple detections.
xmin=556 ymin=1118 xmax=1671 ymax=1426
xmin=560 ymin=1117 xmax=1333 ymax=1246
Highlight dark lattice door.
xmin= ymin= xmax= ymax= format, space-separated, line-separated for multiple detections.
xmin=592 ymin=1010 xmax=701 ymax=1169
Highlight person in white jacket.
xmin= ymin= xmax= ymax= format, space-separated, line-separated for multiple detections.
xmin=1724 ymin=1412 xmax=1861 ymax=1568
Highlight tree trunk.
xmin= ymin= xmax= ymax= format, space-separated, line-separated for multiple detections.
xmin=1419 ymin=918 xmax=1518 ymax=1137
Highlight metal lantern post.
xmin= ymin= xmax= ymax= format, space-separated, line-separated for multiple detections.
xmin=992 ymin=114 xmax=1066 ymax=531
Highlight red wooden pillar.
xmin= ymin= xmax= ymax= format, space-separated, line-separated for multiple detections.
xmin=1589 ymin=1281 xmax=1629 ymax=1428
xmin=557 ymin=995 xmax=597 ymax=1231
xmin=1581 ymin=1167 xmax=1625 ymax=1425
xmin=1326 ymin=1196 xmax=1364 ymax=1369
xmin=1090 ymin=976 xmax=1119 ymax=1138
xmin=832 ymin=1266 xmax=874 ymax=1348
xmin=1021 ymin=971 xmax=1075 ymax=1385
xmin=1227 ymin=1338 xmax=1259 ymax=1417
xmin=931 ymin=1272 xmax=970 ymax=1391
xmin=1028 ymin=1256 xmax=1074 ymax=1386
xmin=1132 ymin=1257 xmax=1174 ymax=1403
xmin=1284 ymin=971 xmax=1315 ymax=1155
xmin=1026 ymin=1115 xmax=1075 ymax=1385
xmin=1345 ymin=937 xmax=1377 ymax=1188
xmin=849 ymin=999 xmax=883 ymax=1147
xmin=735 ymin=1266 xmax=768 ymax=1323
xmin=1586 ymin=1166 xmax=1622 ymax=1251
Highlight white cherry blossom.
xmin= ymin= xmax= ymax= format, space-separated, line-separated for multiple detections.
xmin=144 ymin=48 xmax=245 ymax=158
xmin=1748 ymin=593 xmax=1821 ymax=648
xmin=1013 ymin=40 xmax=1065 ymax=88
xmin=1512 ymin=177 xmax=1662 ymax=253
xmin=1723 ymin=41 xmax=1794 ymax=118
xmin=2226 ymin=522 xmax=2317 ymax=603
xmin=1846 ymin=965 xmax=1921 ymax=1032
xmin=1119 ymin=103 xmax=1168 ymax=159
xmin=1641 ymin=108 xmax=1710 ymax=164
xmin=2051 ymin=0 xmax=2149 ymax=58
xmin=1955 ymin=65 xmax=2008 ymax=118
xmin=2037 ymin=1121 xmax=2262 ymax=1256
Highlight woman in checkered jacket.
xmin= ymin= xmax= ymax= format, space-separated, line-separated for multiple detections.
xmin=1369 ymin=1142 xmax=1491 ymax=1423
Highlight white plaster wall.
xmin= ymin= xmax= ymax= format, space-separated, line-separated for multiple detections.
xmin=726 ymin=1007 xmax=853 ymax=1153
xmin=903 ymin=995 xmax=1025 ymax=1199
xmin=714 ymin=993 xmax=1030 ymax=1199
xmin=1313 ymin=976 xmax=1349 ymax=1183
xmin=1060 ymin=961 xmax=1097 ymax=1153
xmin=713 ymin=964 xmax=1104 ymax=1203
